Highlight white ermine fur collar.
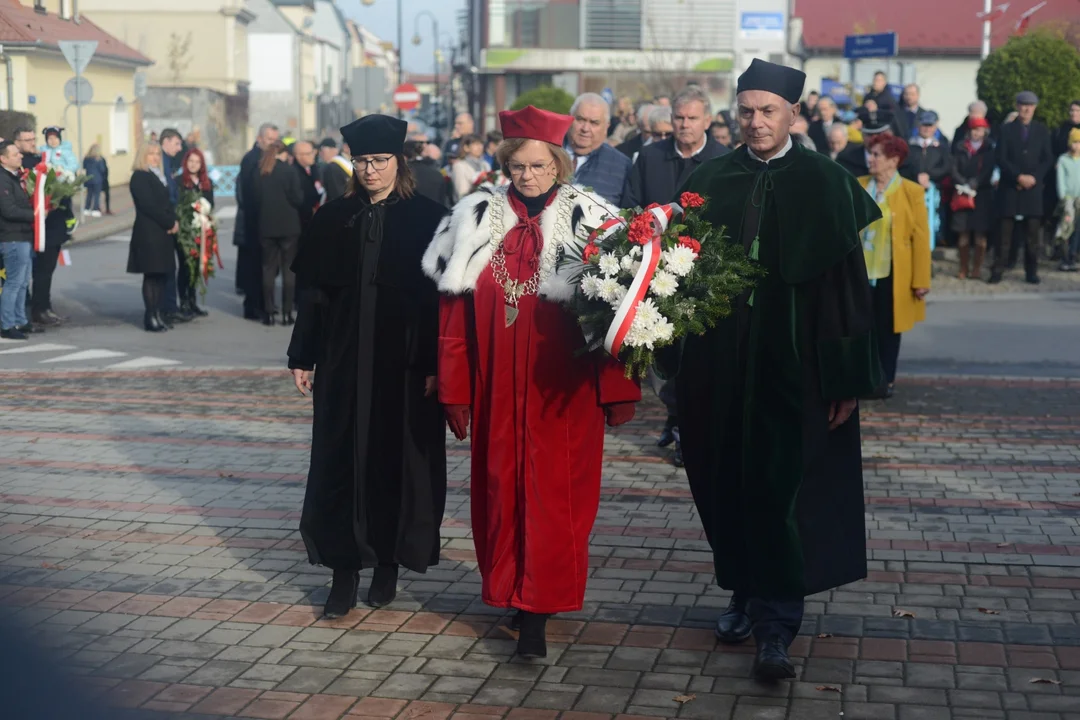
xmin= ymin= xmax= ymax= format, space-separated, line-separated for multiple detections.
xmin=422 ymin=184 xmax=619 ymax=303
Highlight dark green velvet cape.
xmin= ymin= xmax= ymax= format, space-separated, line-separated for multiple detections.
xmin=666 ymin=143 xmax=884 ymax=599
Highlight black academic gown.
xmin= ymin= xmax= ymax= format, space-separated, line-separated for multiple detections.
xmin=287 ymin=191 xmax=449 ymax=573
xmin=663 ymin=144 xmax=883 ymax=600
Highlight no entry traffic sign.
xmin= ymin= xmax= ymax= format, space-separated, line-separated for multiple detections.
xmin=393 ymin=83 xmax=421 ymax=112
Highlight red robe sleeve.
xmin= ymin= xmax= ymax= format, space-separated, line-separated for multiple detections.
xmin=595 ymin=355 xmax=641 ymax=406
xmin=438 ymin=294 xmax=473 ymax=406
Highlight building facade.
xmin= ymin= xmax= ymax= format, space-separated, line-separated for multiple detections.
xmin=77 ymin=0 xmax=253 ymax=164
xmin=0 ymin=1 xmax=150 ymax=185
xmin=468 ymin=0 xmax=792 ymax=129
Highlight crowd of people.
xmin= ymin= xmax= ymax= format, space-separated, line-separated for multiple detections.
xmin=277 ymin=57 xmax=928 ymax=685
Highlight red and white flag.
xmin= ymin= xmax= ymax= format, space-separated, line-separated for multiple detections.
xmin=1015 ymin=1 xmax=1047 ymax=35
xmin=58 ymin=249 xmax=72 ymax=267
xmin=32 ymin=161 xmax=47 ymax=252
xmin=977 ymin=2 xmax=1010 ymax=21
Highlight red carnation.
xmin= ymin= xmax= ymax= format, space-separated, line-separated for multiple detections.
xmin=678 ymin=236 xmax=701 ymax=254
xmin=627 ymin=212 xmax=655 ymax=245
xmin=190 ymin=249 xmax=198 ymax=257
xmin=582 ymin=242 xmax=600 ymax=263
xmin=680 ymin=192 xmax=706 ymax=209
xmin=644 ymin=202 xmax=661 ymax=211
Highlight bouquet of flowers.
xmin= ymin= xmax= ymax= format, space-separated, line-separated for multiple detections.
xmin=566 ymin=191 xmax=763 ymax=378
xmin=176 ymin=188 xmax=223 ymax=294
xmin=24 ymin=164 xmax=86 ymax=211
xmin=470 ymin=167 xmax=509 ymax=194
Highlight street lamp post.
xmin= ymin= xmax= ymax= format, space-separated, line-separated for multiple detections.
xmin=360 ymin=0 xmax=405 ymax=117
xmin=413 ymin=11 xmax=439 ymax=131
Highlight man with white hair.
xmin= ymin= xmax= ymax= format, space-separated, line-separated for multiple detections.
xmin=807 ymin=95 xmax=838 ymax=152
xmin=827 ymin=122 xmax=849 ymax=160
xmin=621 ymin=86 xmax=727 ymax=209
xmin=565 ymin=93 xmax=632 ymax=204
xmin=616 ymin=101 xmax=655 ymax=159
xmin=658 ymin=59 xmax=883 ymax=682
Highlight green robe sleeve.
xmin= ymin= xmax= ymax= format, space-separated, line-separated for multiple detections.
xmin=815 ymin=246 xmax=884 ymax=400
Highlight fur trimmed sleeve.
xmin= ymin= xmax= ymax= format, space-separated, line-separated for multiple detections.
xmin=421 ymin=187 xmax=504 ymax=295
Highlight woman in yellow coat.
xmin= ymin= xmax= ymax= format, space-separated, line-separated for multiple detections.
xmin=859 ymin=134 xmax=932 ymax=398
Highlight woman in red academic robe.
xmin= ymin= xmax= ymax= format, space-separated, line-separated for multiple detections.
xmin=422 ymin=106 xmax=640 ymax=659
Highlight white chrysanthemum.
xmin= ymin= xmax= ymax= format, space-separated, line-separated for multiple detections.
xmin=607 ymin=284 xmax=628 ymax=308
xmin=652 ymin=317 xmax=675 ymax=344
xmin=598 ymin=276 xmax=622 ymax=303
xmin=580 ymin=274 xmax=603 ymax=300
xmin=649 ymin=270 xmax=678 ymax=298
xmin=662 ymin=246 xmax=697 ymax=277
xmin=629 ymin=246 xmax=642 ymax=259
xmin=598 ymin=253 xmax=621 ymax=277
xmin=635 ymin=298 xmax=662 ymax=327
xmin=624 ymin=314 xmax=656 ymax=349
xmin=620 ymin=254 xmax=635 ymax=272
xmin=196 ymin=197 xmax=212 ymax=215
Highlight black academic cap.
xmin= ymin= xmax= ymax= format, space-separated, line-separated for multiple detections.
xmin=736 ymin=59 xmax=806 ymax=105
xmin=340 ymin=115 xmax=407 ymax=157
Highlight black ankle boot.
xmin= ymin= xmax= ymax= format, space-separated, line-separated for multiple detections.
xmin=281 ymin=312 xmax=295 ymax=326
xmin=323 ymin=569 xmax=359 ymax=619
xmin=367 ymin=565 xmax=398 ymax=608
xmin=516 ymin=611 xmax=548 ymax=659
xmin=144 ymin=311 xmax=166 ymax=333
xmin=155 ymin=312 xmax=173 ymax=330
xmin=262 ymin=311 xmax=276 ymax=326
xmin=188 ymin=292 xmax=209 ymax=317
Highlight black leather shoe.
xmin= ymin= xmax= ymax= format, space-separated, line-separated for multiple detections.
xmin=367 ymin=565 xmax=398 ymax=608
xmin=281 ymin=312 xmax=295 ymax=326
xmin=261 ymin=312 xmax=277 ymax=327
xmin=323 ymin=569 xmax=359 ymax=619
xmin=752 ymin=636 xmax=796 ymax=681
xmin=714 ymin=597 xmax=753 ymax=644
xmin=144 ymin=312 xmax=167 ymax=333
xmin=164 ymin=311 xmax=192 ymax=325
xmin=657 ymin=426 xmax=677 ymax=448
xmin=17 ymin=323 xmax=43 ymax=334
xmin=517 ymin=611 xmax=548 ymax=659
xmin=32 ymin=311 xmax=60 ymax=326
xmin=988 ymin=271 xmax=1003 ymax=284
xmin=157 ymin=312 xmax=174 ymax=330
xmin=0 ymin=328 xmax=28 ymax=340
xmin=243 ymin=308 xmax=261 ymax=320
xmin=189 ymin=300 xmax=209 ymax=317
xmin=1025 ymin=273 xmax=1041 ymax=285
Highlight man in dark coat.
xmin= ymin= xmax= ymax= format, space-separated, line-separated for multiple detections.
xmin=406 ymin=138 xmax=453 ymax=207
xmin=904 ymin=112 xmax=952 ymax=240
xmin=622 ymin=87 xmax=728 ymax=209
xmin=236 ymin=122 xmax=279 ymax=319
xmin=661 ymin=59 xmax=882 ymax=682
xmin=990 ymin=91 xmax=1054 ymax=285
xmin=807 ymin=96 xmax=839 ymax=154
xmin=291 ymin=140 xmax=322 ymax=233
xmin=318 ymin=138 xmax=351 ymax=203
xmin=287 ymin=115 xmax=449 ymax=618
xmin=616 ymin=102 xmax=654 ymax=159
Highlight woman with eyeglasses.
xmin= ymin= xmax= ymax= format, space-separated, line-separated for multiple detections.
xmin=255 ymin=140 xmax=304 ymax=325
xmin=423 ymin=106 xmax=640 ymax=659
xmin=288 ymin=115 xmax=450 ymax=618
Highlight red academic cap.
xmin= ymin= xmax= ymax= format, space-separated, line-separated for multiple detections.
xmin=498 ymin=105 xmax=573 ymax=146
xmin=967 ymin=116 xmax=990 ymax=130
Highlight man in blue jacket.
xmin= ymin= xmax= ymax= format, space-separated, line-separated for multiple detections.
xmin=564 ymin=93 xmax=631 ymax=205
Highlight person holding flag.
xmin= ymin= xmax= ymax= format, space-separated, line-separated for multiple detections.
xmin=423 ymin=105 xmax=640 ymax=660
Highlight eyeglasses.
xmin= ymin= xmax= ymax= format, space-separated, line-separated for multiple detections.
xmin=651 ymin=131 xmax=672 ymax=139
xmin=507 ymin=160 xmax=554 ymax=177
xmin=353 ymin=156 xmax=393 ymax=171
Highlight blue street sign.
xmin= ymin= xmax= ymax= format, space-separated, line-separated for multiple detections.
xmin=601 ymin=87 xmax=614 ymax=105
xmin=843 ymin=32 xmax=899 ymax=59
xmin=821 ymin=78 xmax=852 ymax=106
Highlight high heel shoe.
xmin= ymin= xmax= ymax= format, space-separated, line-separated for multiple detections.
xmin=143 ymin=311 xmax=167 ymax=332
xmin=516 ymin=611 xmax=549 ymax=659
xmin=367 ymin=565 xmax=398 ymax=608
xmin=323 ymin=569 xmax=359 ymax=619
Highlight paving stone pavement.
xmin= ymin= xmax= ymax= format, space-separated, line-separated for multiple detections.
xmin=1 ymin=370 xmax=1078 ymax=720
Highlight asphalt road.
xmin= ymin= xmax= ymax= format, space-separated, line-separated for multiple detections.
xmin=2 ymin=207 xmax=1079 ymax=376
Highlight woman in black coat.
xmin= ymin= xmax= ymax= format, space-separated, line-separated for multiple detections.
xmin=951 ymin=118 xmax=996 ymax=280
xmin=255 ymin=142 xmax=304 ymax=325
xmin=126 ymin=143 xmax=179 ymax=332
xmin=178 ymin=147 xmax=216 ymax=317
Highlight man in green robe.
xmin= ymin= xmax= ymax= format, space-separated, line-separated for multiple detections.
xmin=663 ymin=60 xmax=883 ymax=681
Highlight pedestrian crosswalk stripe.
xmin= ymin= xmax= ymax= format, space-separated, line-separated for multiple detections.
xmin=40 ymin=349 xmax=128 ymax=363
xmin=0 ymin=343 xmax=77 ymax=355
xmin=106 ymin=356 xmax=182 ymax=369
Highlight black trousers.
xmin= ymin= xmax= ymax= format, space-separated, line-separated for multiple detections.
xmin=30 ymin=245 xmax=61 ymax=316
xmin=103 ymin=183 xmax=111 ymax=213
xmin=994 ymin=217 xmax=1041 ymax=277
xmin=238 ymin=243 xmax=264 ymax=315
xmin=871 ymin=274 xmax=901 ymax=385
xmin=734 ymin=593 xmax=805 ymax=646
xmin=260 ymin=235 xmax=299 ymax=316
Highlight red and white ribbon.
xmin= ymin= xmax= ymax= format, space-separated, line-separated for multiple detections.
xmin=604 ymin=203 xmax=683 ymax=357
xmin=199 ymin=214 xmax=209 ymax=282
xmin=587 ymin=216 xmax=627 ymax=245
xmin=32 ymin=161 xmax=48 ymax=252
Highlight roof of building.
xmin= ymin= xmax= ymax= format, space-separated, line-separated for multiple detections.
xmin=0 ymin=0 xmax=151 ymax=65
xmin=795 ymin=0 xmax=1079 ymax=54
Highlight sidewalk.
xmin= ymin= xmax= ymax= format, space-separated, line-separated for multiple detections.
xmin=70 ymin=184 xmax=136 ymax=245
